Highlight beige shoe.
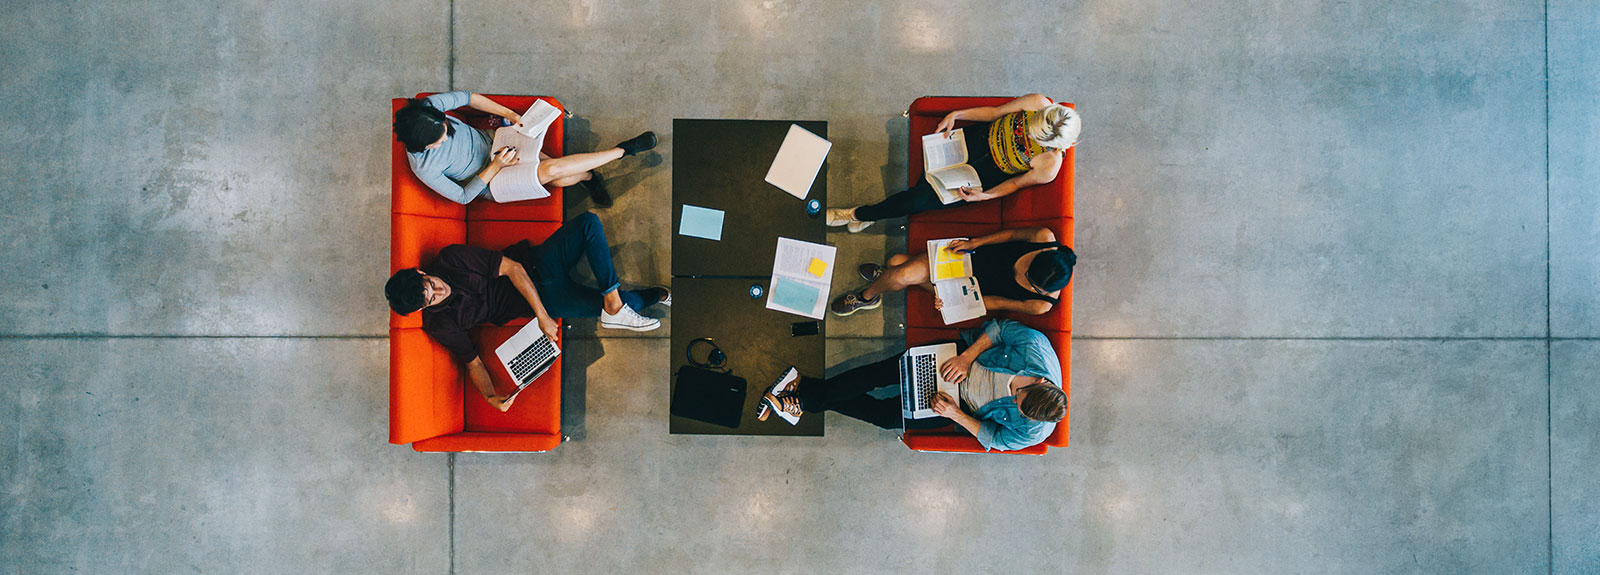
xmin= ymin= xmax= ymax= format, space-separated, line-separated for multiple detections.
xmin=825 ymin=207 xmax=873 ymax=233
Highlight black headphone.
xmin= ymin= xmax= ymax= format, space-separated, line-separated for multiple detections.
xmin=686 ymin=338 xmax=727 ymax=372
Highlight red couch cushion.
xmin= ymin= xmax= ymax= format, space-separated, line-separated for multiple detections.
xmin=463 ymin=325 xmax=562 ymax=435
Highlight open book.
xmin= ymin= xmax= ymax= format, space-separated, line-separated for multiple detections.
xmin=926 ymin=238 xmax=986 ymax=324
xmin=766 ymin=238 xmax=837 ymax=320
xmin=487 ymin=100 xmax=563 ymax=203
xmin=922 ymin=130 xmax=983 ymax=205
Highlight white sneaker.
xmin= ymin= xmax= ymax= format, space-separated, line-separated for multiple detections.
xmin=825 ymin=207 xmax=873 ymax=233
xmin=651 ymin=285 xmax=671 ymax=307
xmin=755 ymin=366 xmax=799 ymax=422
xmin=600 ymin=305 xmax=660 ymax=331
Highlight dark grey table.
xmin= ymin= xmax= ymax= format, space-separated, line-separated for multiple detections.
xmin=672 ymin=119 xmax=828 ymax=278
xmin=669 ymin=119 xmax=828 ymax=436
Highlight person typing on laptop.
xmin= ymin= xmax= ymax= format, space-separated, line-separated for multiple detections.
xmin=759 ymin=318 xmax=1066 ymax=451
xmin=384 ymin=212 xmax=668 ymax=411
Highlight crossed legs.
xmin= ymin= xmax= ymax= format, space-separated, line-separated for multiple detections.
xmin=536 ymin=149 xmax=624 ymax=187
xmin=859 ymin=251 xmax=932 ymax=300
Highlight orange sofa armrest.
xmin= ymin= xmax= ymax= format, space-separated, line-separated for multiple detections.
xmin=389 ymin=328 xmax=466 ymax=444
xmin=412 ymin=432 xmax=563 ymax=453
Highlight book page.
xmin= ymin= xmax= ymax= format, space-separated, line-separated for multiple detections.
xmin=487 ymin=127 xmax=550 ymax=202
xmin=935 ymin=277 xmax=986 ymax=324
xmin=926 ymin=164 xmax=982 ymax=204
xmin=926 ymin=238 xmax=974 ymax=282
xmin=766 ymin=237 xmax=837 ymax=319
xmin=515 ymin=100 xmax=562 ymax=139
xmin=921 ymin=130 xmax=968 ymax=172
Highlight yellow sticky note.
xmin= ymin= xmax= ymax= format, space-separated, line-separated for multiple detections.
xmin=807 ymin=257 xmax=827 ymax=277
xmin=937 ymin=262 xmax=962 ymax=279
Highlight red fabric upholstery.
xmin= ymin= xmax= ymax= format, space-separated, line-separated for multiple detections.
xmin=389 ymin=94 xmax=566 ymax=453
xmin=389 ymin=328 xmax=465 ymax=444
xmin=903 ymin=96 xmax=1075 ymax=455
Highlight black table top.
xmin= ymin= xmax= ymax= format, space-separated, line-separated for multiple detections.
xmin=672 ymin=119 xmax=828 ymax=278
xmin=668 ymin=277 xmax=825 ymax=436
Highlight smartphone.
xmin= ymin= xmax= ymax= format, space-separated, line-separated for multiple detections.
xmin=790 ymin=321 xmax=820 ymax=337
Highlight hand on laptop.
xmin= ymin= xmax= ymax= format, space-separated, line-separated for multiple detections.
xmin=930 ymin=392 xmax=960 ymax=418
xmin=939 ymin=354 xmax=972 ymax=384
xmin=538 ymin=316 xmax=560 ymax=341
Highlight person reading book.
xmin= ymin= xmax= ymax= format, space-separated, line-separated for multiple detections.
xmin=830 ymin=226 xmax=1074 ymax=318
xmin=393 ymin=90 xmax=658 ymax=208
xmin=757 ymin=319 xmax=1067 ymax=452
xmin=825 ymin=94 xmax=1080 ymax=232
xmin=384 ymin=212 xmax=669 ymax=411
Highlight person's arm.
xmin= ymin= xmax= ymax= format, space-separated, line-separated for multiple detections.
xmin=946 ymin=226 xmax=1056 ymax=252
xmin=955 ymin=150 xmax=1063 ymax=202
xmin=464 ymin=357 xmax=503 ymax=404
xmin=930 ymin=392 xmax=984 ymax=437
xmin=935 ymin=93 xmax=1054 ymax=136
xmin=499 ymin=257 xmax=559 ymax=341
xmin=468 ymin=93 xmax=523 ymax=125
xmin=938 ymin=332 xmax=994 ymax=383
xmin=982 ymin=295 xmax=1053 ymax=315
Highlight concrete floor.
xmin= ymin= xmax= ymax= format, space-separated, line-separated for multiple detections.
xmin=1 ymin=0 xmax=1595 ymax=573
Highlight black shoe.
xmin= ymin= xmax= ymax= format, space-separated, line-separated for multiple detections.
xmin=617 ymin=131 xmax=657 ymax=156
xmin=582 ymin=172 xmax=613 ymax=208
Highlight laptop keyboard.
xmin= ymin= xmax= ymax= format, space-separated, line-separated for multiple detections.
xmin=508 ymin=336 xmax=558 ymax=385
xmin=908 ymin=353 xmax=938 ymax=411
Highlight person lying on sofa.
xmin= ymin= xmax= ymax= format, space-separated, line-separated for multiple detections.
xmin=825 ymin=94 xmax=1080 ymax=232
xmin=393 ymin=90 xmax=657 ymax=208
xmin=831 ymin=226 xmax=1074 ymax=317
xmin=757 ymin=318 xmax=1066 ymax=452
xmin=385 ymin=212 xmax=668 ymax=411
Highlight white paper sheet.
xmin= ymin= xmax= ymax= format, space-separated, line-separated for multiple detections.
xmin=766 ymin=237 xmax=837 ymax=319
xmin=487 ymin=100 xmax=562 ymax=203
xmin=763 ymin=125 xmax=832 ymax=200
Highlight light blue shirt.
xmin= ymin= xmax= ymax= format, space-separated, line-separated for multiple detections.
xmin=958 ymin=319 xmax=1063 ymax=451
xmin=406 ymin=91 xmax=494 ymax=204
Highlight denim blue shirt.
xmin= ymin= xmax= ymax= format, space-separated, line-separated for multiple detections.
xmin=958 ymin=319 xmax=1063 ymax=451
xmin=406 ymin=91 xmax=494 ymax=204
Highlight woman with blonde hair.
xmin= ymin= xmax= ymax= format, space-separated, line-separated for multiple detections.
xmin=826 ymin=94 xmax=1081 ymax=232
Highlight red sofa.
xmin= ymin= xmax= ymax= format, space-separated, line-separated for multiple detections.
xmin=389 ymin=93 xmax=567 ymax=452
xmin=900 ymin=96 xmax=1075 ymax=455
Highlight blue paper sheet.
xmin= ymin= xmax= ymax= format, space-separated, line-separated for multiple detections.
xmin=678 ymin=204 xmax=724 ymax=241
xmin=770 ymin=278 xmax=821 ymax=314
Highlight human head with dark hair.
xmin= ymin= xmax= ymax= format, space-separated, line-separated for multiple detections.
xmin=385 ymin=268 xmax=430 ymax=315
xmin=393 ymin=99 xmax=454 ymax=153
xmin=1026 ymin=247 xmax=1076 ymax=293
xmin=1017 ymin=382 xmax=1068 ymax=422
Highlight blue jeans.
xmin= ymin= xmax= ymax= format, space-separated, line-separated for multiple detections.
xmin=518 ymin=212 xmax=655 ymax=318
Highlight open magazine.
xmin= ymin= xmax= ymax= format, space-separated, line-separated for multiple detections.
xmin=926 ymin=238 xmax=986 ymax=324
xmin=922 ymin=130 xmax=983 ymax=205
xmin=766 ymin=238 xmax=837 ymax=319
xmin=487 ymin=100 xmax=564 ymax=203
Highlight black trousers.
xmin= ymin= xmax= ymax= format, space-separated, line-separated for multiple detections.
xmin=795 ymin=351 xmax=953 ymax=430
xmin=853 ymin=124 xmax=1011 ymax=222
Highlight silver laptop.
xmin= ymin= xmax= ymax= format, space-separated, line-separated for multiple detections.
xmin=493 ymin=321 xmax=562 ymax=395
xmin=900 ymin=343 xmax=960 ymax=420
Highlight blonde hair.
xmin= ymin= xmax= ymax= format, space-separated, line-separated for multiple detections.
xmin=1028 ymin=104 xmax=1081 ymax=150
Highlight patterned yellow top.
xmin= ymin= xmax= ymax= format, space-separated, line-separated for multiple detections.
xmin=987 ymin=110 xmax=1056 ymax=175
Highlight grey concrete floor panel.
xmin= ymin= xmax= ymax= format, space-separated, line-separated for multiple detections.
xmin=1550 ymin=0 xmax=1600 ymax=337
xmin=1068 ymin=338 xmax=1550 ymax=574
xmin=0 ymin=1 xmax=447 ymax=337
xmin=454 ymin=337 xmax=1550 ymax=574
xmin=1553 ymin=341 xmax=1600 ymax=575
xmin=0 ymin=339 xmax=448 ymax=575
